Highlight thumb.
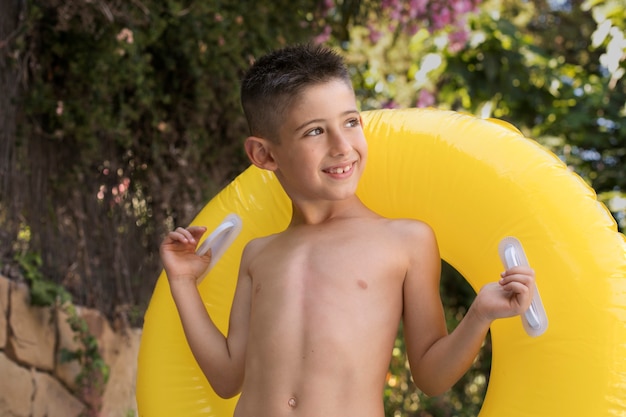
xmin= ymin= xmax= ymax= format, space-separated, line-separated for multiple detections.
xmin=201 ymin=247 xmax=213 ymax=265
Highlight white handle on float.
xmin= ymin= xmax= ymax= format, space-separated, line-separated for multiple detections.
xmin=195 ymin=213 xmax=243 ymax=283
xmin=498 ymin=236 xmax=548 ymax=337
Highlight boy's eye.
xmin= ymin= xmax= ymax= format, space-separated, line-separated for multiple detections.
xmin=346 ymin=118 xmax=360 ymax=128
xmin=306 ymin=127 xmax=323 ymax=136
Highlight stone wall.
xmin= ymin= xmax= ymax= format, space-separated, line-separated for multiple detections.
xmin=0 ymin=275 xmax=141 ymax=417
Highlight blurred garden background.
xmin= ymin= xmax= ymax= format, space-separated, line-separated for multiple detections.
xmin=0 ymin=0 xmax=624 ymax=415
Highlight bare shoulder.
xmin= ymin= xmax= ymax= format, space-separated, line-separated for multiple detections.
xmin=382 ymin=217 xmax=437 ymax=247
xmin=341 ymin=213 xmax=438 ymax=255
xmin=242 ymin=233 xmax=277 ymax=260
xmin=380 ymin=218 xmax=440 ymax=280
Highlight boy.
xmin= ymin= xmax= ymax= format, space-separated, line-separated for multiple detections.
xmin=160 ymin=44 xmax=535 ymax=417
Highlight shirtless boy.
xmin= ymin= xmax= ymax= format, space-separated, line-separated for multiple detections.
xmin=160 ymin=44 xmax=535 ymax=417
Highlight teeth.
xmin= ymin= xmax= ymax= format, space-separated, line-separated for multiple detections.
xmin=328 ymin=165 xmax=351 ymax=174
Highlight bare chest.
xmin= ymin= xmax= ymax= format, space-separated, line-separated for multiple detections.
xmin=248 ymin=225 xmax=409 ymax=316
xmin=261 ymin=226 xmax=402 ymax=280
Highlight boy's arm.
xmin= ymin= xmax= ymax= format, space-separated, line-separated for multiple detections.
xmin=161 ymin=226 xmax=251 ymax=398
xmin=401 ymin=223 xmax=534 ymax=397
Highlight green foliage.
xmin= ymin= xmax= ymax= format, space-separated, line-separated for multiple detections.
xmin=60 ymin=303 xmax=110 ymax=388
xmin=60 ymin=302 xmax=110 ymax=417
xmin=15 ymin=251 xmax=71 ymax=306
xmin=17 ymin=0 xmax=324 ymax=184
xmin=14 ymin=248 xmax=109 ymax=416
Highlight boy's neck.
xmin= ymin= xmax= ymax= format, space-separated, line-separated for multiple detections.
xmin=288 ymin=196 xmax=372 ymax=226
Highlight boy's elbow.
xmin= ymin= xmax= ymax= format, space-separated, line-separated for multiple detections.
xmin=205 ymin=370 xmax=243 ymax=399
xmin=420 ymin=384 xmax=450 ymax=398
xmin=413 ymin=375 xmax=452 ymax=398
xmin=211 ymin=382 xmax=241 ymax=399
xmin=215 ymin=389 xmax=240 ymax=400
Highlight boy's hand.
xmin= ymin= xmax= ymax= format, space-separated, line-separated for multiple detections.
xmin=160 ymin=226 xmax=212 ymax=283
xmin=473 ymin=266 xmax=535 ymax=322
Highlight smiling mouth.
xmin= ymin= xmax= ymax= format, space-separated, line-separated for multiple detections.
xmin=324 ymin=162 xmax=354 ymax=174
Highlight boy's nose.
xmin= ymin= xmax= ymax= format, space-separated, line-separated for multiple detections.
xmin=328 ymin=131 xmax=351 ymax=156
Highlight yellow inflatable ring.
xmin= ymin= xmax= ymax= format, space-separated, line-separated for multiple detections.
xmin=137 ymin=108 xmax=626 ymax=416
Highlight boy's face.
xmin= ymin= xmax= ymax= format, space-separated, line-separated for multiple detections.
xmin=270 ymin=79 xmax=367 ymax=204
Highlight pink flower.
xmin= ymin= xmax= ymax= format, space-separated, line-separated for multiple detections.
xmin=416 ymin=89 xmax=436 ymax=108
xmin=368 ymin=26 xmax=383 ymax=43
xmin=314 ymin=25 xmax=332 ymax=44
xmin=448 ymin=29 xmax=469 ymax=53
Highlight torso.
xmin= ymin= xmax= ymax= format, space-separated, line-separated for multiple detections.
xmin=233 ymin=215 xmax=424 ymax=417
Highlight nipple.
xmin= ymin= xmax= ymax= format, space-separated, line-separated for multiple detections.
xmin=288 ymin=397 xmax=297 ymax=408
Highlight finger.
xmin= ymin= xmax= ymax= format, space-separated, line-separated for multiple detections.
xmin=499 ymin=281 xmax=532 ymax=304
xmin=499 ymin=273 xmax=534 ymax=286
xmin=500 ymin=280 xmax=534 ymax=301
xmin=499 ymin=273 xmax=535 ymax=286
xmin=501 ymin=265 xmax=534 ymax=277
xmin=168 ymin=227 xmax=196 ymax=244
xmin=200 ymin=247 xmax=213 ymax=263
xmin=187 ymin=226 xmax=208 ymax=241
xmin=500 ymin=279 xmax=532 ymax=293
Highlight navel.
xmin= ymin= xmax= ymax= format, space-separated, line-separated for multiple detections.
xmin=288 ymin=397 xmax=297 ymax=408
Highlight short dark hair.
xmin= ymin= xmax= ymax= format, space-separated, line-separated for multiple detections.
xmin=241 ymin=43 xmax=352 ymax=141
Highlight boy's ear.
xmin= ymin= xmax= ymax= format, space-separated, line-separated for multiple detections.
xmin=244 ymin=136 xmax=278 ymax=171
